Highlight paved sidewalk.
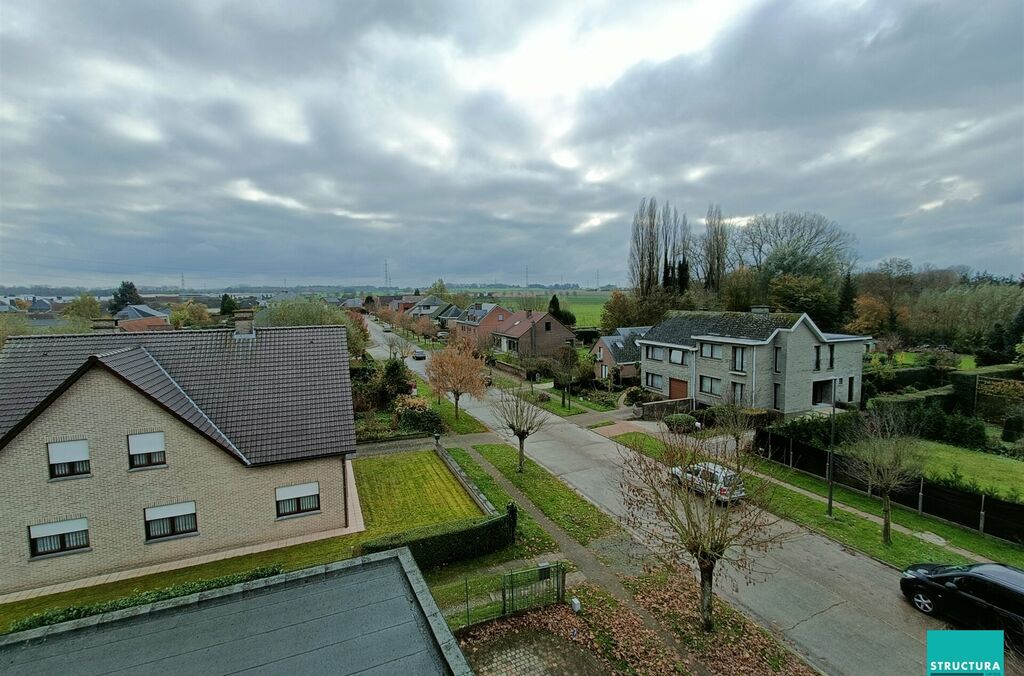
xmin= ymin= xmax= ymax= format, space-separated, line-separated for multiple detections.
xmin=462 ymin=446 xmax=704 ymax=675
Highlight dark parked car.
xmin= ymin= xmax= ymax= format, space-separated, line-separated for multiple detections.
xmin=900 ymin=563 xmax=1024 ymax=641
xmin=411 ymin=348 xmax=426 ymax=360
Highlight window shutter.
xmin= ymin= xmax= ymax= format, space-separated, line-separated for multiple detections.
xmin=276 ymin=482 xmax=319 ymax=501
xmin=145 ymin=501 xmax=196 ymax=520
xmin=47 ymin=440 xmax=89 ymax=464
xmin=30 ymin=518 xmax=88 ymax=538
xmin=129 ymin=432 xmax=165 ymax=455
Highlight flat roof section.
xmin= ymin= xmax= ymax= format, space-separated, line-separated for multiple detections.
xmin=0 ymin=548 xmax=472 ymax=676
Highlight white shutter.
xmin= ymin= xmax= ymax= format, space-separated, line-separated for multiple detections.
xmin=276 ymin=482 xmax=319 ymax=501
xmin=129 ymin=432 xmax=165 ymax=455
xmin=47 ymin=440 xmax=89 ymax=464
xmin=145 ymin=501 xmax=196 ymax=521
xmin=30 ymin=518 xmax=88 ymax=538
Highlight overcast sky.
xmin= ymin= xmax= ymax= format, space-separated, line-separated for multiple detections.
xmin=1 ymin=0 xmax=1021 ymax=288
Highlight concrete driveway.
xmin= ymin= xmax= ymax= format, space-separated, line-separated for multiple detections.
xmin=364 ymin=319 xmax=943 ymax=676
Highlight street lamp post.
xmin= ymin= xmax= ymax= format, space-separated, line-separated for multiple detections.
xmin=565 ymin=339 xmax=574 ymax=412
xmin=827 ymin=376 xmax=836 ymax=517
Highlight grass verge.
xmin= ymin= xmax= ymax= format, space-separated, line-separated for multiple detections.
xmin=521 ymin=389 xmax=585 ymax=417
xmin=473 ymin=444 xmax=619 ymax=545
xmin=908 ymin=439 xmax=1024 ymax=501
xmin=415 ymin=377 xmax=488 ymax=434
xmin=753 ymin=459 xmax=1024 ymax=567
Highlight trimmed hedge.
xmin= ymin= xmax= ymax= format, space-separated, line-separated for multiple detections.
xmin=949 ymin=364 xmax=1024 ymax=420
xmin=362 ymin=503 xmax=517 ymax=569
xmin=8 ymin=565 xmax=284 ymax=634
xmin=864 ymin=366 xmax=943 ymax=394
xmin=664 ymin=413 xmax=697 ymax=433
xmin=868 ymin=385 xmax=955 ymax=413
xmin=1004 ymin=415 xmax=1024 ymax=443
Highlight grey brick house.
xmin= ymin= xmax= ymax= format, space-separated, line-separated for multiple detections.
xmin=636 ymin=309 xmax=870 ymax=416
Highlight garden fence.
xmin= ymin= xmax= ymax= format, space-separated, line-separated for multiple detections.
xmin=754 ymin=429 xmax=1024 ymax=543
xmin=441 ymin=562 xmax=566 ymax=632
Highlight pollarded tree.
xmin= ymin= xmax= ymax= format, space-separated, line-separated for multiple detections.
xmin=840 ymin=407 xmax=923 ymax=545
xmin=491 ymin=388 xmax=547 ymax=472
xmin=425 ymin=340 xmax=485 ymax=419
xmin=618 ymin=422 xmax=788 ymax=631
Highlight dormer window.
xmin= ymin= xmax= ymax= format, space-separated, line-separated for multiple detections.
xmin=129 ymin=432 xmax=167 ymax=469
xmin=47 ymin=440 xmax=90 ymax=479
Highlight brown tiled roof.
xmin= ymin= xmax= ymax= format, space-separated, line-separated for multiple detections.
xmin=117 ymin=317 xmax=173 ymax=332
xmin=0 ymin=327 xmax=356 ymax=465
xmin=493 ymin=311 xmax=568 ymax=338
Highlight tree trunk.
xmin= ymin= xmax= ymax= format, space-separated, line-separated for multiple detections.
xmin=698 ymin=560 xmax=716 ymax=631
xmin=517 ymin=436 xmax=526 ymax=473
xmin=454 ymin=393 xmax=460 ymax=419
xmin=881 ymin=493 xmax=892 ymax=545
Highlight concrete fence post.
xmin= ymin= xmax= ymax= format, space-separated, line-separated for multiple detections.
xmin=917 ymin=477 xmax=924 ymax=515
xmin=979 ymin=494 xmax=986 ymax=534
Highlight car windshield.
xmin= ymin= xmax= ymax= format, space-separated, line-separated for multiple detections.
xmin=931 ymin=564 xmax=975 ymax=574
xmin=722 ymin=474 xmax=740 ymax=487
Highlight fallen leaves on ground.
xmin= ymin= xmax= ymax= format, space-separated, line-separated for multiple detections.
xmin=625 ymin=567 xmax=817 ymax=676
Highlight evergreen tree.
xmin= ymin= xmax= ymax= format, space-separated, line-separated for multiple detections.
xmin=548 ymin=294 xmax=561 ymax=315
xmin=838 ymin=272 xmax=857 ymax=326
xmin=662 ymin=253 xmax=672 ymax=290
xmin=219 ymin=293 xmax=239 ymax=316
xmin=676 ymin=258 xmax=689 ymax=295
xmin=413 ymin=288 xmax=420 ymax=295
xmin=109 ymin=280 xmax=143 ymax=314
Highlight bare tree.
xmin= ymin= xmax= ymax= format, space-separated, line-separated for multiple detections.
xmin=628 ymin=197 xmax=662 ymax=299
xmin=385 ymin=332 xmax=412 ymax=359
xmin=734 ymin=212 xmax=856 ymax=279
xmin=491 ymin=388 xmax=547 ymax=472
xmin=840 ymin=407 xmax=923 ymax=545
xmin=425 ymin=341 xmax=486 ymax=419
xmin=701 ymin=203 xmax=729 ymax=292
xmin=618 ymin=426 xmax=788 ymax=631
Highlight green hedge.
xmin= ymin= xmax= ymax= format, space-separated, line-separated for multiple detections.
xmin=664 ymin=413 xmax=697 ymax=433
xmin=949 ymin=364 xmax=1024 ymax=418
xmin=864 ymin=366 xmax=943 ymax=394
xmin=8 ymin=565 xmax=284 ymax=634
xmin=868 ymin=385 xmax=955 ymax=413
xmin=362 ymin=503 xmax=517 ymax=569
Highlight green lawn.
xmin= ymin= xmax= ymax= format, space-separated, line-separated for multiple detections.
xmin=754 ymin=477 xmax=972 ymax=569
xmin=612 ymin=431 xmax=670 ymax=461
xmin=888 ymin=351 xmax=976 ymax=370
xmin=473 ymin=444 xmax=619 ymax=545
xmin=0 ymin=449 xmax=480 ymax=634
xmin=910 ymin=439 xmax=1024 ymax=501
xmin=753 ymin=460 xmax=1024 ymax=567
xmin=415 ymin=377 xmax=488 ymax=434
xmin=521 ymin=389 xmax=585 ymax=416
xmin=549 ymin=386 xmax=618 ymax=412
xmin=588 ymin=420 xmax=615 ymax=429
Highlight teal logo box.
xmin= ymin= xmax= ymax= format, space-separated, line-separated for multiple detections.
xmin=927 ymin=630 xmax=1003 ymax=676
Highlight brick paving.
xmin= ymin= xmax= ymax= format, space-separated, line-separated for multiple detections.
xmin=469 ymin=628 xmax=607 ymax=676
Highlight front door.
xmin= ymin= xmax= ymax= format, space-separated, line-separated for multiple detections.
xmin=669 ymin=378 xmax=688 ymax=399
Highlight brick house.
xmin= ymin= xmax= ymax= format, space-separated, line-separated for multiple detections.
xmin=590 ymin=326 xmax=650 ymax=383
xmin=636 ymin=309 xmax=869 ymax=416
xmin=454 ymin=303 xmax=510 ymax=346
xmin=491 ymin=310 xmax=575 ymax=358
xmin=0 ymin=314 xmax=358 ymax=594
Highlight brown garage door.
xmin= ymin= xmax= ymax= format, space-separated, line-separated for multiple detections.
xmin=669 ymin=378 xmax=688 ymax=399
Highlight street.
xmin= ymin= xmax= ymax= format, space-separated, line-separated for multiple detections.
xmin=365 ymin=318 xmax=943 ymax=676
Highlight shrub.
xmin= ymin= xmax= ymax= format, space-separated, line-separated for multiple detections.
xmin=664 ymin=413 xmax=697 ymax=433
xmin=901 ymin=385 xmax=919 ymax=395
xmin=8 ymin=566 xmax=284 ymax=633
xmin=742 ymin=408 xmax=781 ymax=429
xmin=537 ymin=391 xmax=551 ymax=403
xmin=1003 ymin=414 xmax=1024 ymax=443
xmin=361 ymin=504 xmax=517 ymax=569
xmin=941 ymin=413 xmax=988 ymax=450
xmin=624 ymin=386 xmax=654 ymax=406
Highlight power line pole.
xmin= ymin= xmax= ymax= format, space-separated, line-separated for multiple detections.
xmin=525 ymin=265 xmax=529 ymax=288
xmin=596 ymin=270 xmax=599 ymax=288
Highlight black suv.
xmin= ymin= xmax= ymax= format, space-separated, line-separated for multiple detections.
xmin=900 ymin=563 xmax=1024 ymax=640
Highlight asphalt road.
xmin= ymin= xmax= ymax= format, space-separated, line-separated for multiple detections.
xmin=365 ymin=319 xmax=944 ymax=676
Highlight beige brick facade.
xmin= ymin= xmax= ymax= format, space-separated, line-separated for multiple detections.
xmin=0 ymin=368 xmax=348 ymax=594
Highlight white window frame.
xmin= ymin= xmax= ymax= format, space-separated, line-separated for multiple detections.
xmin=669 ymin=349 xmax=685 ymax=365
xmin=731 ymin=347 xmax=746 ymax=373
xmin=145 ymin=501 xmax=197 ymax=540
xmin=700 ymin=343 xmax=722 ymax=359
xmin=699 ymin=376 xmax=722 ymax=396
xmin=601 ymin=364 xmax=609 ymax=378
xmin=645 ymin=372 xmax=663 ymax=390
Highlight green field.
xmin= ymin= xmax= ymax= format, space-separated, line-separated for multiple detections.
xmin=489 ymin=292 xmax=612 ymax=327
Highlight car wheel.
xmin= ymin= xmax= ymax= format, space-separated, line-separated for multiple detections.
xmin=911 ymin=592 xmax=937 ymax=615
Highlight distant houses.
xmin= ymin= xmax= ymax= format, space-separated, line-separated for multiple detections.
xmin=113 ymin=304 xmax=169 ymax=321
xmin=591 ymin=326 xmax=650 ymax=383
xmin=491 ymin=310 xmax=575 ymax=358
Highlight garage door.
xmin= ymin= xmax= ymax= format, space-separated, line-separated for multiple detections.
xmin=669 ymin=378 xmax=688 ymax=399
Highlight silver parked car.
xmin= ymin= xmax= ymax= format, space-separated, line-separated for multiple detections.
xmin=670 ymin=462 xmax=746 ymax=503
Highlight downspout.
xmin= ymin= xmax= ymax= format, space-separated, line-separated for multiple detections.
xmin=751 ymin=348 xmax=757 ymax=407
xmin=691 ymin=348 xmax=697 ymax=410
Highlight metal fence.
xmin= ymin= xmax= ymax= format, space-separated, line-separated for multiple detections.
xmin=441 ymin=562 xmax=566 ymax=632
xmin=754 ymin=429 xmax=1024 ymax=543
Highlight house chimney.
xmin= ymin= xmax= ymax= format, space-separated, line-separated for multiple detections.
xmin=92 ymin=318 xmax=118 ymax=333
xmin=526 ymin=309 xmax=532 ymax=318
xmin=234 ymin=308 xmax=255 ymax=338
xmin=750 ymin=305 xmax=770 ymax=314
